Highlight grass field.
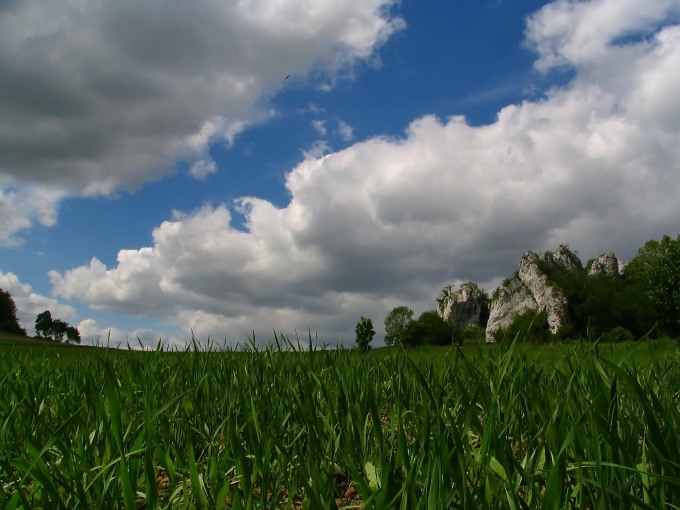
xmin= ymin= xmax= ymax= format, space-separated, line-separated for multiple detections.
xmin=1 ymin=333 xmax=679 ymax=509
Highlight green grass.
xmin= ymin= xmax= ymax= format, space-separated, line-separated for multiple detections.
xmin=1 ymin=335 xmax=679 ymax=508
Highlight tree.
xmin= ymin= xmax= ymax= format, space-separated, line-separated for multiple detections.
xmin=384 ymin=306 xmax=414 ymax=346
xmin=396 ymin=311 xmax=455 ymax=348
xmin=355 ymin=316 xmax=375 ymax=351
xmin=627 ymin=234 xmax=680 ymax=335
xmin=416 ymin=311 xmax=454 ymax=346
xmin=35 ymin=310 xmax=53 ymax=338
xmin=65 ymin=326 xmax=81 ymax=344
xmin=398 ymin=320 xmax=426 ymax=348
xmin=546 ymin=256 xmax=657 ymax=340
xmin=35 ymin=310 xmax=80 ymax=343
xmin=0 ymin=289 xmax=26 ymax=335
xmin=51 ymin=319 xmax=69 ymax=342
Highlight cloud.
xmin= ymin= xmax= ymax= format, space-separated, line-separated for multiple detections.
xmin=50 ymin=0 xmax=680 ymax=346
xmin=0 ymin=0 xmax=404 ymax=244
xmin=336 ymin=119 xmax=355 ymax=141
xmin=0 ymin=184 xmax=64 ymax=246
xmin=312 ymin=120 xmax=328 ymax=137
xmin=0 ymin=271 xmax=76 ymax=334
xmin=526 ymin=0 xmax=680 ymax=71
xmin=302 ymin=140 xmax=333 ymax=159
xmin=76 ymin=319 xmax=185 ymax=350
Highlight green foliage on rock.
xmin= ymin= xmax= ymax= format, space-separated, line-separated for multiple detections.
xmin=548 ymin=268 xmax=656 ymax=340
xmin=497 ymin=310 xmax=552 ymax=343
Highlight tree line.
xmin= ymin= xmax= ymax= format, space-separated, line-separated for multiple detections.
xmin=35 ymin=310 xmax=81 ymax=343
xmin=0 ymin=291 xmax=80 ymax=344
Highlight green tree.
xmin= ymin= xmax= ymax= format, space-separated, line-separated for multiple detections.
xmin=394 ymin=311 xmax=455 ymax=348
xmin=0 ymin=288 xmax=26 ymax=336
xmin=65 ymin=326 xmax=81 ymax=344
xmin=35 ymin=310 xmax=53 ymax=338
xmin=416 ymin=311 xmax=454 ymax=346
xmin=398 ymin=320 xmax=426 ymax=348
xmin=384 ymin=306 xmax=414 ymax=346
xmin=51 ymin=319 xmax=68 ymax=342
xmin=35 ymin=310 xmax=80 ymax=343
xmin=354 ymin=316 xmax=375 ymax=352
xmin=627 ymin=235 xmax=680 ymax=335
xmin=547 ymin=260 xmax=656 ymax=340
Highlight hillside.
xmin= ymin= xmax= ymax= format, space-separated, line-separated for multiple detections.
xmin=0 ymin=330 xmax=85 ymax=349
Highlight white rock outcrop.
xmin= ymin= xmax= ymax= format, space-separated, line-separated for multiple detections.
xmin=436 ymin=282 xmax=485 ymax=328
xmin=588 ymin=252 xmax=620 ymax=277
xmin=485 ymin=247 xmax=575 ymax=343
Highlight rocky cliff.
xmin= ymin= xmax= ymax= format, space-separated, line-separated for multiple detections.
xmin=485 ymin=249 xmax=571 ymax=343
xmin=436 ymin=282 xmax=485 ymax=328
xmin=587 ymin=252 xmax=621 ymax=277
xmin=485 ymin=246 xmax=629 ymax=343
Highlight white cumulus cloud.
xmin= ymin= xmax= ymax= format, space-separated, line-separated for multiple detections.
xmin=0 ymin=0 xmax=404 ymax=244
xmin=49 ymin=0 xmax=680 ymax=345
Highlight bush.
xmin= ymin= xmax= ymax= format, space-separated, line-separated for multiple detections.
xmin=497 ymin=310 xmax=552 ymax=343
xmin=461 ymin=325 xmax=486 ymax=344
xmin=398 ymin=320 xmax=426 ymax=348
xmin=601 ymin=326 xmax=635 ymax=343
xmin=416 ymin=311 xmax=454 ymax=346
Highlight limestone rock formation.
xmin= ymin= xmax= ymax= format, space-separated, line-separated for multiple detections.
xmin=485 ymin=247 xmax=577 ymax=343
xmin=544 ymin=244 xmax=583 ymax=272
xmin=436 ymin=282 xmax=485 ymax=328
xmin=588 ymin=252 xmax=620 ymax=277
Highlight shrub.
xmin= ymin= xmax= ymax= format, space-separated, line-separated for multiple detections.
xmin=601 ymin=326 xmax=635 ymax=343
xmin=498 ymin=309 xmax=552 ymax=343
xmin=416 ymin=311 xmax=454 ymax=346
xmin=398 ymin=320 xmax=426 ymax=348
xmin=461 ymin=324 xmax=486 ymax=344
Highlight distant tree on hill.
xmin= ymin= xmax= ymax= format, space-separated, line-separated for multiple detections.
xmin=35 ymin=310 xmax=80 ymax=343
xmin=35 ymin=310 xmax=53 ymax=338
xmin=384 ymin=306 xmax=414 ymax=346
xmin=355 ymin=316 xmax=375 ymax=352
xmin=51 ymin=319 xmax=69 ymax=342
xmin=65 ymin=326 xmax=81 ymax=344
xmin=0 ymin=288 xmax=26 ymax=336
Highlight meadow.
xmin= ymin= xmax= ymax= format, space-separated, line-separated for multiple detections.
xmin=1 ymin=335 xmax=679 ymax=509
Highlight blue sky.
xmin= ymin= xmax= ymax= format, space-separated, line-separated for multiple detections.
xmin=1 ymin=0 xmax=679 ymax=347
